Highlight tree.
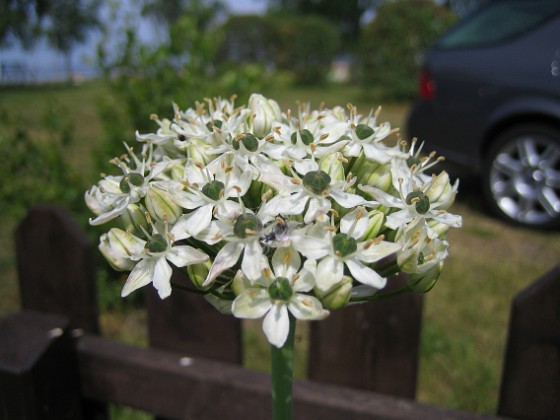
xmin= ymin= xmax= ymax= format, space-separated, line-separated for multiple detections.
xmin=358 ymin=0 xmax=456 ymax=100
xmin=43 ymin=0 xmax=101 ymax=82
xmin=267 ymin=0 xmax=384 ymax=49
xmin=0 ymin=0 xmax=50 ymax=47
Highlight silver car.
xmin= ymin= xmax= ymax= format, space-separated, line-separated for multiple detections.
xmin=407 ymin=0 xmax=560 ymax=228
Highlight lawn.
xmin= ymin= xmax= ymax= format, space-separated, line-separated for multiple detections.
xmin=1 ymin=80 xmax=558 ymax=416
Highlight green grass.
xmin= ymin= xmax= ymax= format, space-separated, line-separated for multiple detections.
xmin=1 ymin=80 xmax=558 ymax=416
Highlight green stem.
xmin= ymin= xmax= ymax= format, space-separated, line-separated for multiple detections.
xmin=270 ymin=312 xmax=296 ymax=420
xmin=349 ymin=285 xmax=412 ymax=303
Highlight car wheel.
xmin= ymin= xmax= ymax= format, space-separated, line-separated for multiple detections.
xmin=482 ymin=124 xmax=560 ymax=229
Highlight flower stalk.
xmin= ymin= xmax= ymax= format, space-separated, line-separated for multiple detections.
xmin=270 ymin=312 xmax=296 ymax=420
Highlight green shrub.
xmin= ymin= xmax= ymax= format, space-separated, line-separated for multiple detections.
xmin=0 ymin=104 xmax=83 ymax=221
xmin=358 ymin=0 xmax=456 ymax=100
xmin=217 ymin=15 xmax=277 ymax=64
xmin=273 ymin=15 xmax=341 ymax=85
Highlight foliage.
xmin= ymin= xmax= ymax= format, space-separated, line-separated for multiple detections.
xmin=96 ymin=0 xmax=268 ymax=166
xmin=271 ymin=15 xmax=341 ymax=85
xmin=0 ymin=0 xmax=49 ymax=47
xmin=43 ymin=0 xmax=101 ymax=81
xmin=0 ymin=103 xmax=83 ymax=221
xmin=217 ymin=13 xmax=340 ymax=85
xmin=357 ymin=0 xmax=456 ymax=101
xmin=217 ymin=15 xmax=277 ymax=64
xmin=268 ymin=0 xmax=383 ymax=48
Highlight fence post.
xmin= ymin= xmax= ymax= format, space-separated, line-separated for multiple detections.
xmin=145 ymin=270 xmax=243 ymax=364
xmin=308 ymin=273 xmax=423 ymax=399
xmin=13 ymin=205 xmax=108 ymax=419
xmin=498 ymin=264 xmax=560 ymax=419
xmin=14 ymin=205 xmax=100 ymax=334
xmin=0 ymin=311 xmax=83 ymax=419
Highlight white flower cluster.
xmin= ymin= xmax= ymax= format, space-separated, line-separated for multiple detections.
xmin=86 ymin=93 xmax=462 ymax=347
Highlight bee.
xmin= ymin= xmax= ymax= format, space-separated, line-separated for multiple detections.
xmin=260 ymin=215 xmax=289 ymax=248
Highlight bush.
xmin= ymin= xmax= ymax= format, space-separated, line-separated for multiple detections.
xmin=273 ymin=15 xmax=341 ymax=85
xmin=217 ymin=15 xmax=277 ymax=64
xmin=358 ymin=0 xmax=456 ymax=100
xmin=0 ymin=104 xmax=83 ymax=221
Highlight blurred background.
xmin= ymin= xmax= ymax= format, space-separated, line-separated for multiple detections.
xmin=1 ymin=0 xmax=558 ymax=418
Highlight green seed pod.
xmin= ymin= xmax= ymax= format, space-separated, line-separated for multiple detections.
xmin=302 ymin=170 xmax=331 ymax=195
xmin=201 ymin=180 xmax=225 ymax=201
xmin=407 ymin=155 xmax=422 ymax=168
xmin=233 ymin=133 xmax=259 ymax=152
xmin=268 ymin=277 xmax=293 ymax=301
xmin=290 ymin=129 xmax=314 ymax=145
xmin=406 ymin=191 xmax=430 ymax=214
xmin=332 ymin=233 xmax=358 ymax=257
xmin=356 ymin=124 xmax=374 ymax=140
xmin=119 ymin=172 xmax=144 ymax=193
xmin=146 ymin=233 xmax=168 ymax=253
xmin=206 ymin=119 xmax=223 ymax=131
xmin=233 ymin=214 xmax=262 ymax=238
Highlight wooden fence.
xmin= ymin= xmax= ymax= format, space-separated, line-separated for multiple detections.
xmin=1 ymin=205 xmax=559 ymax=419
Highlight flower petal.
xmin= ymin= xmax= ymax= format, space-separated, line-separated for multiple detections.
xmin=152 ymin=258 xmax=173 ymax=299
xmin=288 ymin=295 xmax=328 ymax=320
xmin=232 ymin=289 xmax=272 ymax=318
xmin=345 ymin=258 xmax=387 ymax=289
xmin=166 ymin=245 xmax=209 ymax=267
xmin=203 ymin=242 xmax=244 ymax=287
xmin=263 ymin=303 xmax=290 ymax=348
xmin=315 ymin=256 xmax=344 ymax=292
xmin=121 ymin=258 xmax=155 ymax=297
xmin=242 ymin=240 xmax=264 ymax=281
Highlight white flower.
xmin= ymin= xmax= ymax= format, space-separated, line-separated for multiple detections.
xmin=168 ymin=157 xmax=252 ymax=236
xmin=259 ymin=165 xmax=369 ymax=223
xmin=232 ymin=246 xmax=328 ymax=347
xmin=119 ymin=223 xmax=209 ymax=299
xmin=359 ymin=169 xmax=462 ymax=231
xmin=203 ymin=211 xmax=266 ymax=286
xmin=248 ymin=93 xmax=282 ymax=138
xmin=292 ymin=207 xmax=401 ymax=292
xmin=85 ymin=146 xmax=167 ymax=226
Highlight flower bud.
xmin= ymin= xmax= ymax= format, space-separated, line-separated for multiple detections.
xmin=186 ymin=258 xmax=213 ymax=289
xmin=353 ymin=157 xmax=392 ymax=192
xmin=363 ymin=210 xmax=385 ymax=240
xmin=232 ymin=269 xmax=251 ymax=296
xmin=119 ymin=203 xmax=149 ymax=237
xmin=407 ymin=261 xmax=443 ymax=293
xmin=186 ymin=138 xmax=213 ymax=166
xmin=99 ymin=228 xmax=144 ymax=271
xmin=363 ymin=163 xmax=392 ymax=192
xmin=319 ymin=152 xmax=345 ymax=182
xmin=145 ymin=184 xmax=182 ymax=224
xmin=249 ymin=93 xmax=281 ymax=138
xmin=316 ymin=276 xmax=352 ymax=310
xmin=427 ymin=171 xmax=457 ymax=209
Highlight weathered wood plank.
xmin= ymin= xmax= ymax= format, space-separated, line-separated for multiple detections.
xmin=146 ymin=269 xmax=242 ymax=364
xmin=498 ymin=264 xmax=560 ymax=419
xmin=308 ymin=273 xmax=423 ymax=398
xmin=14 ymin=205 xmax=100 ymax=333
xmin=77 ymin=333 xmax=501 ymax=420
xmin=0 ymin=311 xmax=84 ymax=419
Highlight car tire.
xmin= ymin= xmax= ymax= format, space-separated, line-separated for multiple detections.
xmin=482 ymin=123 xmax=560 ymax=229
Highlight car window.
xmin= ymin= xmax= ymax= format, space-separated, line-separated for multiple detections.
xmin=437 ymin=0 xmax=560 ymax=49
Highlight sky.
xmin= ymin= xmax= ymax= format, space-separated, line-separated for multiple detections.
xmin=0 ymin=0 xmax=268 ymax=83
